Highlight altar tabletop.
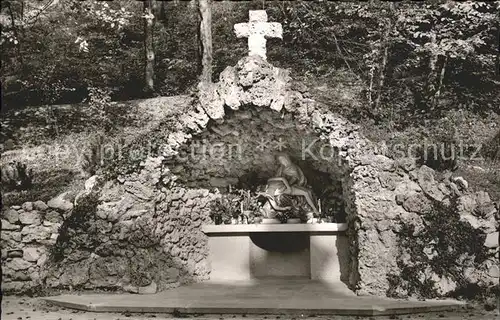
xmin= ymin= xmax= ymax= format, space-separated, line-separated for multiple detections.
xmin=202 ymin=223 xmax=348 ymax=233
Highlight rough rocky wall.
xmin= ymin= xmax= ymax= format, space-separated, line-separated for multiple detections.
xmin=1 ymin=158 xmax=216 ymax=295
xmin=352 ymin=160 xmax=499 ymax=297
xmin=43 ymin=157 xmax=216 ymax=294
xmin=1 ymin=198 xmax=71 ymax=293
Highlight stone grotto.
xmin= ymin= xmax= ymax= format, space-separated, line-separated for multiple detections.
xmin=1 ymin=12 xmax=498 ymax=301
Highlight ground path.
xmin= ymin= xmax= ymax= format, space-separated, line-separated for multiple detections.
xmin=2 ymin=296 xmax=498 ymax=320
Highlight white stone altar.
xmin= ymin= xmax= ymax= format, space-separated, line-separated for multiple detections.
xmin=202 ymin=223 xmax=350 ymax=283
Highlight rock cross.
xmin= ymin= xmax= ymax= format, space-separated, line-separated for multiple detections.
xmin=234 ymin=10 xmax=283 ymax=60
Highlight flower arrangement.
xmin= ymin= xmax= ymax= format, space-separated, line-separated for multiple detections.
xmin=209 ymin=189 xmax=261 ymax=224
xmin=240 ymin=189 xmax=259 ymax=210
xmin=276 ymin=194 xmax=310 ymax=222
xmin=209 ymin=194 xmax=240 ymax=225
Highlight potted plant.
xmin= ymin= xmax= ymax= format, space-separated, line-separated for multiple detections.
xmin=238 ymin=190 xmax=259 ymax=224
xmin=209 ymin=197 xmax=224 ymax=225
xmin=209 ymin=195 xmax=239 ymax=225
xmin=227 ymin=193 xmax=241 ymax=224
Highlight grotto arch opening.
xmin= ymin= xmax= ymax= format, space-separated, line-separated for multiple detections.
xmin=167 ymin=105 xmax=354 ymax=223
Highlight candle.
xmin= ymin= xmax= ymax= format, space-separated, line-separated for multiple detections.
xmin=318 ymin=199 xmax=322 ymax=215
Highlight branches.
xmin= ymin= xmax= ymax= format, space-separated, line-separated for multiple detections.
xmin=22 ymin=0 xmax=57 ymax=28
xmin=332 ymin=32 xmax=351 ymax=72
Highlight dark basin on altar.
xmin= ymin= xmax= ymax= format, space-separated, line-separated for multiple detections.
xmin=250 ymin=232 xmax=309 ymax=252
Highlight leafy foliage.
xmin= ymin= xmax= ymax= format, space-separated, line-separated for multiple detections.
xmin=388 ymin=198 xmax=491 ymax=299
xmin=209 ymin=189 xmax=262 ymax=224
xmin=2 ymin=1 xmax=498 ymax=120
xmin=1 ymin=161 xmax=34 ymax=191
xmin=2 ymin=169 xmax=76 ymax=206
xmin=102 ymin=116 xmax=176 ymax=180
xmin=80 ymin=133 xmax=128 ymax=178
xmin=483 ymin=130 xmax=500 ymax=162
xmin=50 ymin=189 xmax=101 ymax=262
xmin=237 ymin=189 xmax=259 ymax=213
xmin=85 ymin=87 xmax=114 ymax=132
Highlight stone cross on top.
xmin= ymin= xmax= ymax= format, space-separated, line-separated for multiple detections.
xmin=234 ymin=10 xmax=283 ymax=60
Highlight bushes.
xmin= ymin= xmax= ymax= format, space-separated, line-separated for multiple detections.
xmin=388 ymin=198 xmax=491 ymax=299
xmin=1 ymin=161 xmax=34 ymax=191
xmin=483 ymin=130 xmax=500 ymax=163
xmin=2 ymin=169 xmax=78 ymax=207
xmin=455 ymin=163 xmax=500 ymax=204
xmin=3 ymin=1 xmax=498 ymax=121
xmin=1 ymin=100 xmax=139 ymax=148
xmin=80 ymin=134 xmax=126 ymax=177
xmin=51 ymin=189 xmax=101 ymax=262
xmin=86 ymin=87 xmax=113 ymax=131
xmin=101 ymin=112 xmax=185 ymax=180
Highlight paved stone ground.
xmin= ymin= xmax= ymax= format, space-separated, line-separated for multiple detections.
xmin=2 ymin=296 xmax=499 ymax=320
xmin=40 ymin=280 xmax=469 ymax=316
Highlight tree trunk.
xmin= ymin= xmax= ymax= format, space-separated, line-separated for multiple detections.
xmin=496 ymin=16 xmax=500 ymax=77
xmin=143 ymin=0 xmax=155 ymax=93
xmin=374 ymin=40 xmax=388 ymax=111
xmin=6 ymin=1 xmax=24 ymax=68
xmin=427 ymin=33 xmax=438 ymax=108
xmin=374 ymin=3 xmax=395 ymax=114
xmin=433 ymin=55 xmax=448 ymax=109
xmin=367 ymin=65 xmax=374 ymax=106
xmin=198 ymin=0 xmax=212 ymax=84
xmin=374 ymin=19 xmax=391 ymax=112
xmin=158 ymin=1 xmax=167 ymax=21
